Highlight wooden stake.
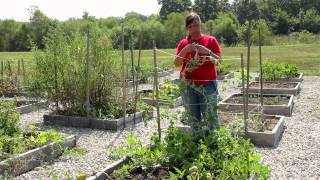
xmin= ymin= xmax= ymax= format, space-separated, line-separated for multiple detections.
xmin=245 ymin=21 xmax=252 ymax=133
xmin=153 ymin=40 xmax=161 ymax=141
xmin=0 ymin=60 xmax=3 ymax=83
xmin=240 ymin=53 xmax=246 ymax=132
xmin=121 ymin=24 xmax=127 ymax=128
xmin=85 ymin=25 xmax=90 ymax=117
xmin=259 ymin=28 xmax=264 ymax=112
xmin=129 ymin=31 xmax=136 ymax=126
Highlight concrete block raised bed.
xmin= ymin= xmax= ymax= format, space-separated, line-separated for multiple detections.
xmin=87 ymin=156 xmax=131 ymax=180
xmin=255 ymin=73 xmax=304 ymax=82
xmin=175 ymin=114 xmax=285 ymax=147
xmin=44 ymin=111 xmax=153 ymax=131
xmin=217 ymin=72 xmax=234 ymax=80
xmin=0 ymin=135 xmax=76 ymax=176
xmin=245 ymin=115 xmax=285 ymax=147
xmin=244 ymin=81 xmax=301 ymax=95
xmin=16 ymin=100 xmax=46 ymax=114
xmin=219 ymin=93 xmax=294 ymax=116
xmin=142 ymin=96 xmax=183 ymax=108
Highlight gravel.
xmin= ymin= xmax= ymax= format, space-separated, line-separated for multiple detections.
xmin=13 ymin=75 xmax=320 ymax=179
xmin=256 ymin=76 xmax=320 ymax=179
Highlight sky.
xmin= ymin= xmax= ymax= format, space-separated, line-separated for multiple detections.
xmin=0 ymin=0 xmax=233 ymax=22
xmin=0 ymin=0 xmax=162 ymax=21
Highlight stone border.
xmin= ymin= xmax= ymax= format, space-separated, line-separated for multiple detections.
xmin=245 ymin=81 xmax=301 ymax=95
xmin=217 ymin=72 xmax=234 ymax=80
xmin=0 ymin=135 xmax=76 ymax=176
xmin=175 ymin=115 xmax=285 ymax=147
xmin=44 ymin=111 xmax=153 ymax=131
xmin=142 ymin=96 xmax=183 ymax=108
xmin=255 ymin=73 xmax=304 ymax=82
xmin=87 ymin=156 xmax=131 ymax=180
xmin=218 ymin=93 xmax=294 ymax=116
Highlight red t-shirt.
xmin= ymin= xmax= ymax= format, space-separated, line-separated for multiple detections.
xmin=175 ymin=35 xmax=222 ymax=85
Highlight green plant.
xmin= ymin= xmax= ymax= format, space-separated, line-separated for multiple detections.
xmin=110 ymin=127 xmax=270 ymax=179
xmin=217 ymin=63 xmax=231 ymax=75
xmin=0 ymin=100 xmax=21 ymax=137
xmin=64 ymin=146 xmax=88 ymax=157
xmin=262 ymin=61 xmax=299 ymax=81
xmin=147 ymin=79 xmax=180 ymax=102
xmin=29 ymin=26 xmax=122 ymax=118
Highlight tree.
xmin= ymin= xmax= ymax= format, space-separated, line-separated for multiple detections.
xmin=233 ymin=0 xmax=260 ymax=24
xmin=157 ymin=0 xmax=192 ymax=20
xmin=28 ymin=7 xmax=58 ymax=49
xmin=0 ymin=20 xmax=20 ymax=51
xmin=302 ymin=8 xmax=320 ymax=33
xmin=271 ymin=9 xmax=291 ymax=35
xmin=193 ymin=0 xmax=231 ymax=22
xmin=212 ymin=13 xmax=239 ymax=46
xmin=252 ymin=19 xmax=272 ymax=45
xmin=163 ymin=12 xmax=188 ymax=48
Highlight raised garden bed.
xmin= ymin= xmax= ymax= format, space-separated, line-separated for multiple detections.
xmin=256 ymin=73 xmax=304 ymax=82
xmin=1 ymin=98 xmax=46 ymax=114
xmin=15 ymin=100 xmax=46 ymax=114
xmin=44 ymin=111 xmax=154 ymax=131
xmin=217 ymin=72 xmax=234 ymax=80
xmin=142 ymin=96 xmax=183 ymax=108
xmin=141 ymin=79 xmax=183 ymax=108
xmin=0 ymin=135 xmax=76 ymax=176
xmin=220 ymin=113 xmax=285 ymax=147
xmin=219 ymin=93 xmax=294 ymax=116
xmin=149 ymin=69 xmax=174 ymax=78
xmin=245 ymin=81 xmax=301 ymax=95
xmin=176 ymin=113 xmax=285 ymax=147
xmin=87 ymin=156 xmax=131 ymax=180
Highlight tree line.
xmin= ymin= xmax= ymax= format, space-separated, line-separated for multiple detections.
xmin=1 ymin=0 xmax=320 ymax=51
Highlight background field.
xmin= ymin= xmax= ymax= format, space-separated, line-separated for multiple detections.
xmin=0 ymin=43 xmax=319 ymax=76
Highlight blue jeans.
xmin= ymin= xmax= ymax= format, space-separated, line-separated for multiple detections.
xmin=182 ymin=80 xmax=219 ymax=130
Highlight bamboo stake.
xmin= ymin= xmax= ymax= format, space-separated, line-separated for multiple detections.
xmin=121 ymin=24 xmax=127 ymax=129
xmin=130 ymin=31 xmax=136 ymax=126
xmin=245 ymin=20 xmax=252 ymax=133
xmin=259 ymin=28 xmax=264 ymax=112
xmin=85 ymin=25 xmax=90 ymax=117
xmin=153 ymin=40 xmax=161 ymax=141
xmin=240 ymin=53 xmax=246 ymax=131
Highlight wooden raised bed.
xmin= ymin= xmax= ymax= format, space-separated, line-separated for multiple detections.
xmin=245 ymin=81 xmax=301 ymax=95
xmin=0 ymin=135 xmax=76 ymax=176
xmin=44 ymin=111 xmax=154 ymax=131
xmin=219 ymin=93 xmax=294 ymax=116
xmin=255 ymin=73 xmax=304 ymax=82
xmin=217 ymin=72 xmax=234 ymax=80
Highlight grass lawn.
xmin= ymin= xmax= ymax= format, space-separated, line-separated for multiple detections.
xmin=0 ymin=43 xmax=319 ymax=75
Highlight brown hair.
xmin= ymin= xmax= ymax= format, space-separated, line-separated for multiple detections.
xmin=185 ymin=12 xmax=201 ymax=39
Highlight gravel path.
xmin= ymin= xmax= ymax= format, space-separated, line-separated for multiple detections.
xmin=13 ymin=75 xmax=320 ymax=179
xmin=256 ymin=76 xmax=320 ymax=179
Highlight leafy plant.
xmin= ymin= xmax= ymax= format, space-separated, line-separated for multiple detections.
xmin=147 ymin=79 xmax=180 ymax=102
xmin=29 ymin=26 xmax=122 ymax=118
xmin=262 ymin=61 xmax=299 ymax=81
xmin=0 ymin=100 xmax=21 ymax=137
xmin=110 ymin=127 xmax=270 ymax=179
